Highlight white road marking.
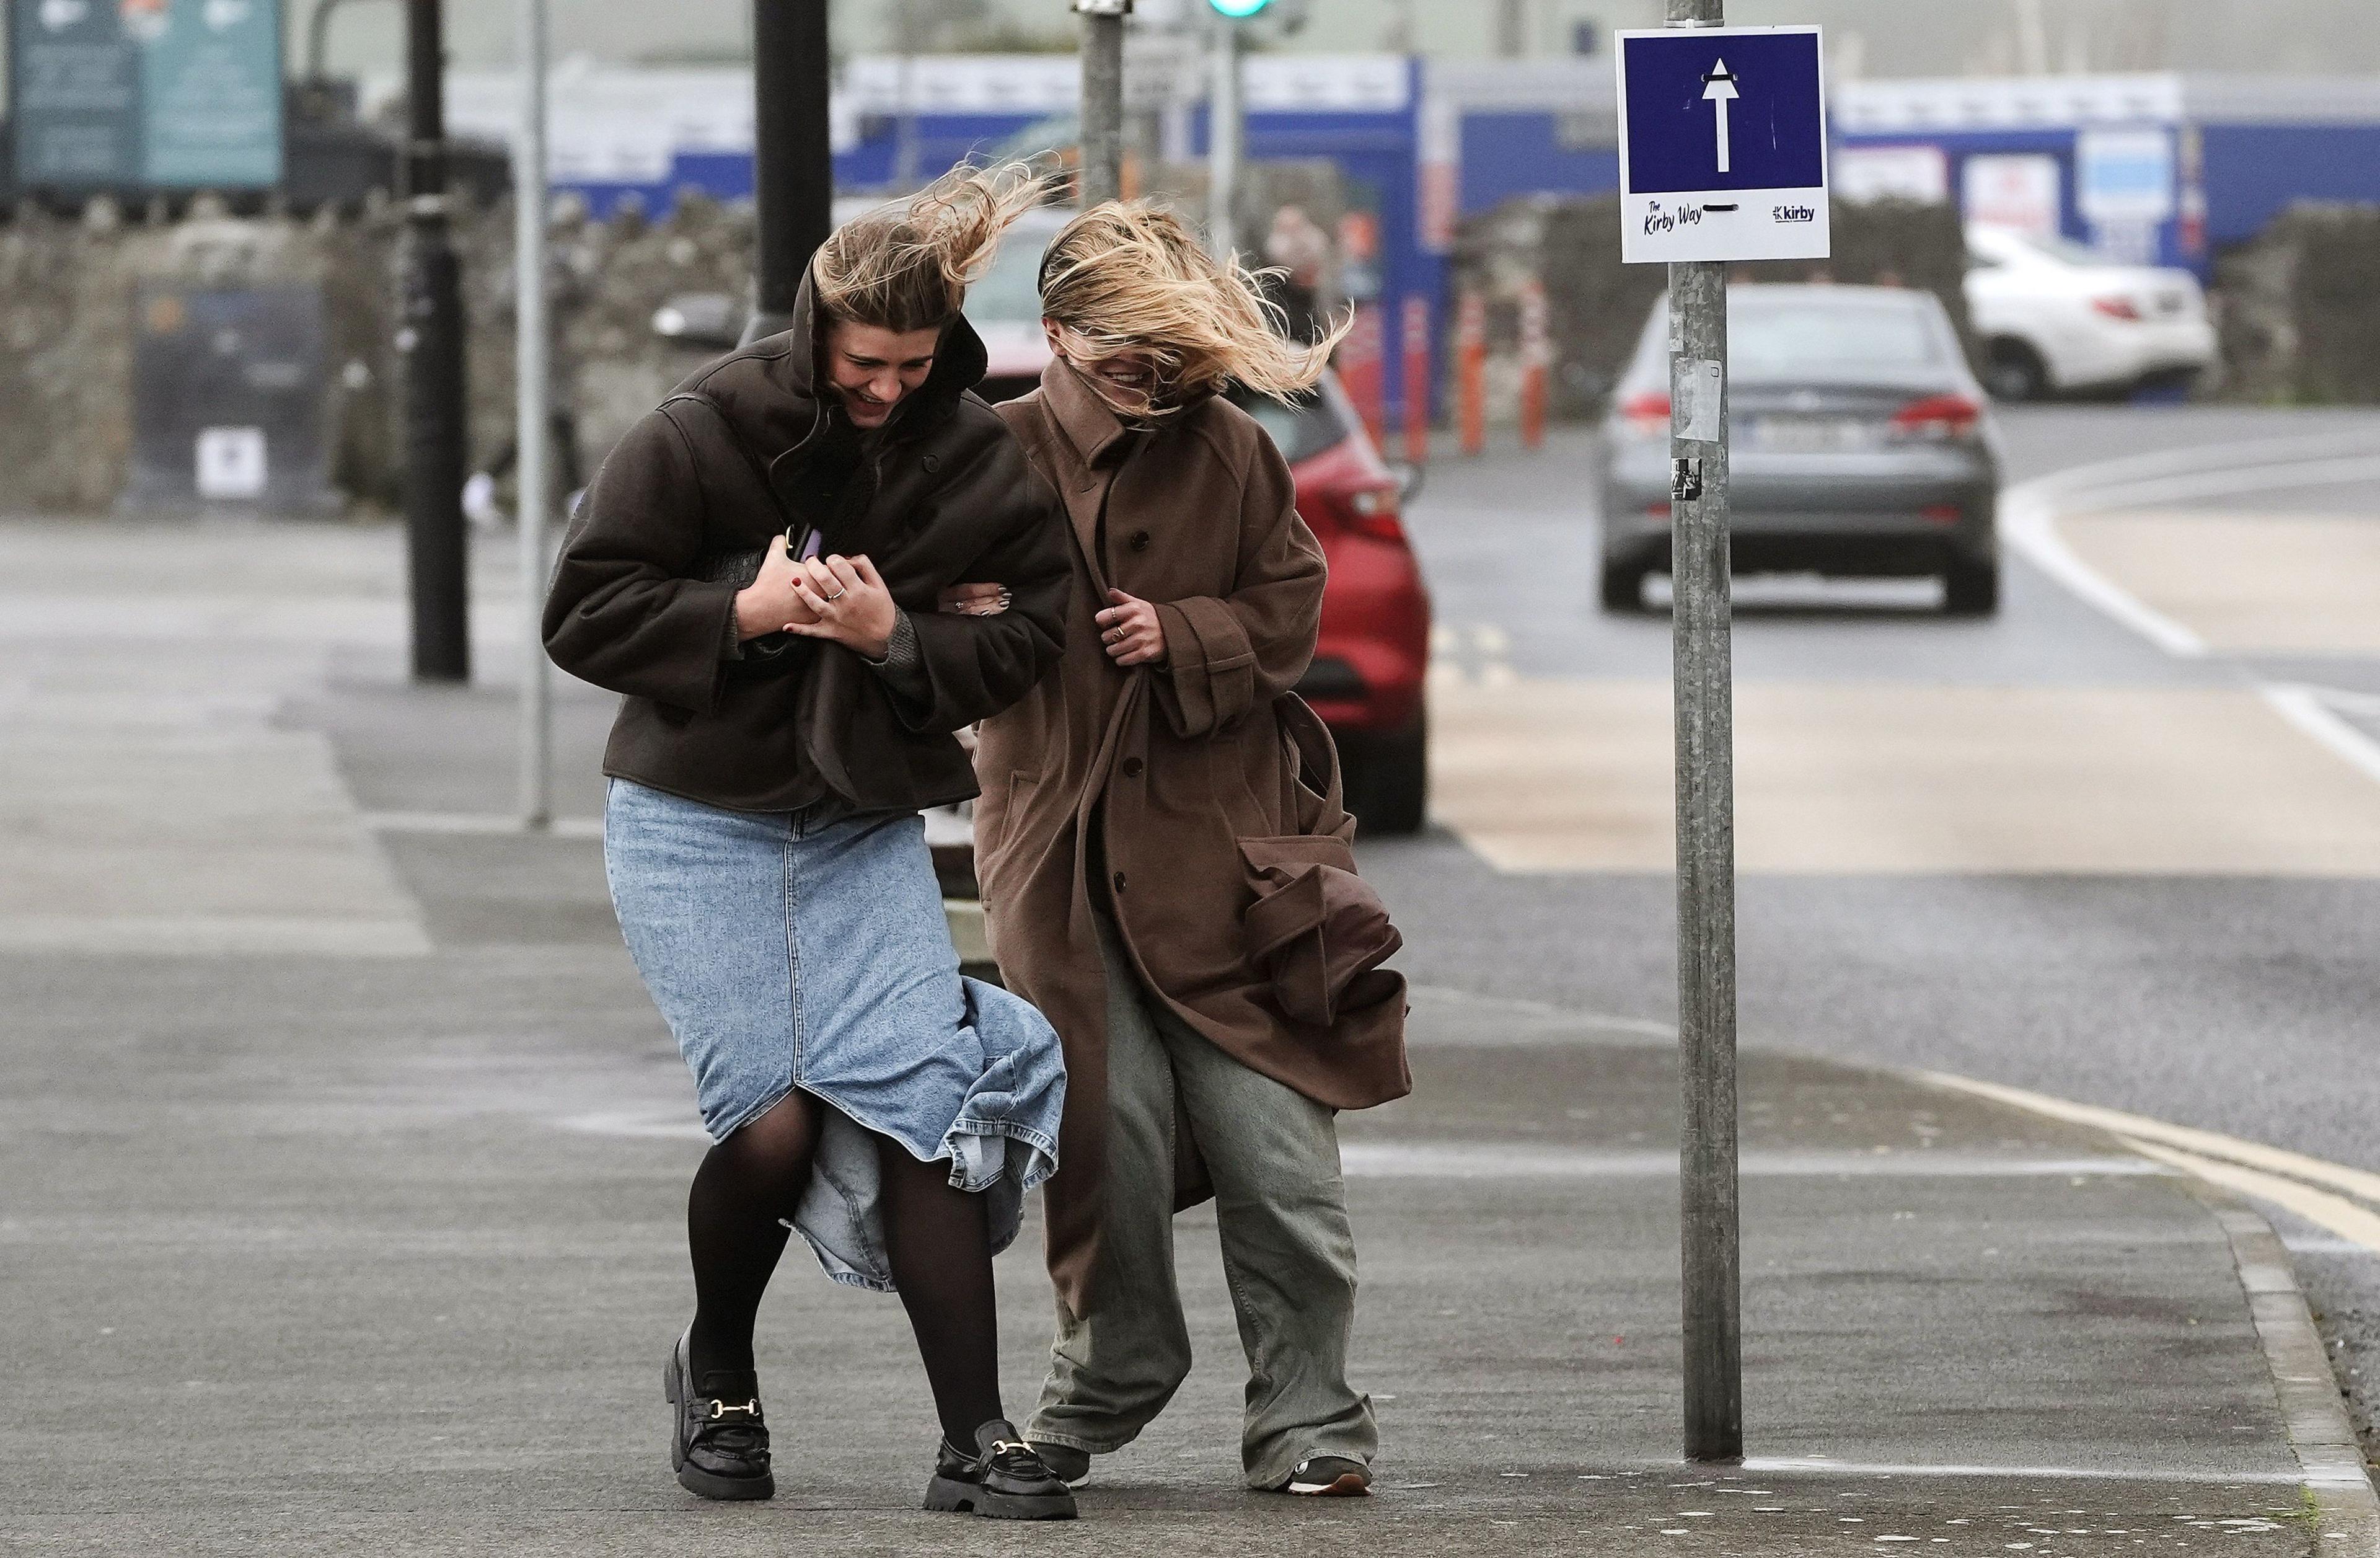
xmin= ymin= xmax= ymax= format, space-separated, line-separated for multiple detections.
xmin=0 ymin=914 xmax=431 ymax=958
xmin=1435 ymin=679 xmax=2380 ymax=875
xmin=1733 ymin=1458 xmax=2306 ymax=1485
xmin=1405 ymin=984 xmax=1678 ymax=1040
xmin=2000 ymin=485 xmax=2206 ymax=657
xmin=2011 ymin=430 xmax=2380 ymax=503
xmin=2001 ymin=438 xmax=2380 ymax=794
xmin=2263 ymin=685 xmax=2380 ymax=790
xmin=1429 ymin=622 xmax=1520 ymax=691
xmin=556 ymin=1109 xmax=708 ymax=1141
xmin=363 ymin=810 xmax=604 ymax=841
xmin=2046 ymin=454 xmax=2380 ymax=515
xmin=1338 ymin=1143 xmax=2171 ymax=1179
xmin=2312 ymin=688 xmax=2380 ymax=720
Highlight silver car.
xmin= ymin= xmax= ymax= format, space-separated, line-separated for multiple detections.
xmin=1598 ymin=285 xmax=2004 ymax=616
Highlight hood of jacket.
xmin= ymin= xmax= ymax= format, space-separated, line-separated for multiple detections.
xmin=672 ymin=263 xmax=994 ymax=469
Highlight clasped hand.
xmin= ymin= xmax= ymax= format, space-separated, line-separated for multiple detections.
xmin=734 ymin=536 xmax=899 ymax=660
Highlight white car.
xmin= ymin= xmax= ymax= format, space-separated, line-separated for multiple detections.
xmin=1963 ymin=224 xmax=2219 ymax=402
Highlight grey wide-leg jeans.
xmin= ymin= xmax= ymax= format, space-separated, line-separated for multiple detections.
xmin=1027 ymin=906 xmax=1378 ymax=1488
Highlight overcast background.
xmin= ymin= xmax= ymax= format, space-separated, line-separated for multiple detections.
xmin=284 ymin=0 xmax=2380 ymax=78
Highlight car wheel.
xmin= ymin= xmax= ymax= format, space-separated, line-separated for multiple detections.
xmin=1943 ymin=557 xmax=2001 ymax=616
xmin=1600 ymin=562 xmax=1647 ymax=613
xmin=1343 ymin=715 xmax=1428 ymax=838
xmin=1985 ymin=339 xmax=2049 ymax=402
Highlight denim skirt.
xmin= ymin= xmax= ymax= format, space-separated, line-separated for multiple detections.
xmin=603 ymin=779 xmax=1065 ymax=1293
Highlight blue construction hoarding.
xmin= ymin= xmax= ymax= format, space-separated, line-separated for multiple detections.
xmin=427 ymin=55 xmax=2380 ymax=428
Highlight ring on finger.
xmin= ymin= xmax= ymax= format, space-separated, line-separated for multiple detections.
xmin=824 ymin=588 xmax=847 ymax=602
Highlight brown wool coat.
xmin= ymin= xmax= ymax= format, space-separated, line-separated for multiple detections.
xmin=976 ymin=361 xmax=1412 ymax=1312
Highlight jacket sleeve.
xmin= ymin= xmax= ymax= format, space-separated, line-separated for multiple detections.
xmin=1151 ymin=432 xmax=1326 ymax=739
xmin=542 ymin=405 xmax=747 ymax=712
xmin=890 ymin=436 xmax=1072 ymax=735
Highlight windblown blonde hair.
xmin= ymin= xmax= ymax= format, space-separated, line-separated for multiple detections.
xmin=813 ymin=160 xmax=1058 ymax=333
xmin=1037 ymin=201 xmax=1354 ymax=417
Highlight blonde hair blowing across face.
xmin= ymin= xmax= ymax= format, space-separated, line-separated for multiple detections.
xmin=1038 ymin=201 xmax=1353 ymax=417
xmin=812 ymin=160 xmax=1059 ymax=334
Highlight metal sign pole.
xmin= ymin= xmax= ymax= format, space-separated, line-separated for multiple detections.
xmin=402 ymin=0 xmax=470 ymax=683
xmin=1666 ymin=0 xmax=1743 ymax=1466
xmin=746 ymin=0 xmax=834 ymax=345
xmin=514 ymin=0 xmax=552 ymax=831
xmin=1075 ymin=0 xmax=1131 ymax=207
xmin=1207 ymin=17 xmax=1241 ymax=254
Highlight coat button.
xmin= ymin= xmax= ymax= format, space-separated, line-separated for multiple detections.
xmin=1129 ymin=530 xmax=1151 ymax=552
xmin=1122 ymin=757 xmax=1144 ymax=778
xmin=1113 ymin=870 xmax=1127 ymax=893
xmin=922 ymin=453 xmax=940 ymax=473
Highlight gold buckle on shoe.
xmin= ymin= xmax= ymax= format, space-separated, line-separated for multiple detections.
xmin=707 ymin=1398 xmax=760 ymax=1420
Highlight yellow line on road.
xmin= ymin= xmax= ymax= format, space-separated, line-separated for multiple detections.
xmin=2123 ymin=1139 xmax=2380 ymax=1257
xmin=1922 ymin=1071 xmax=2380 ymax=1225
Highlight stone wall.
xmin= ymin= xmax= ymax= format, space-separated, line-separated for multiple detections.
xmin=0 ymin=193 xmax=765 ymax=515
xmin=2218 ymin=203 xmax=2380 ymax=404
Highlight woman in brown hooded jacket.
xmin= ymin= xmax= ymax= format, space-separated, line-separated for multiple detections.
xmin=967 ymin=203 xmax=1410 ymax=1497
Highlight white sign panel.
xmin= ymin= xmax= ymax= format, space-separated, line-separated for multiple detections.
xmin=1835 ymin=144 xmax=1949 ymax=205
xmin=1962 ymin=153 xmax=2062 ymax=237
xmin=2077 ymin=127 xmax=2175 ymax=224
xmin=195 ymin=426 xmax=267 ymax=500
xmin=1616 ymin=25 xmax=1831 ymax=265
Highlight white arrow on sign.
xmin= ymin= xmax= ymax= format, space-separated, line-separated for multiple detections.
xmin=1702 ymin=60 xmax=1740 ymax=175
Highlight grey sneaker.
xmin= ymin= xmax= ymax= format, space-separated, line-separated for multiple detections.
xmin=1282 ymin=1454 xmax=1370 ymax=1496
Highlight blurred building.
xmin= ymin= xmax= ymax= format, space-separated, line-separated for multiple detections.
xmin=283 ymin=0 xmax=2380 ymax=77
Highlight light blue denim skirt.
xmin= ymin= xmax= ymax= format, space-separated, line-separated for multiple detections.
xmin=603 ymin=779 xmax=1065 ymax=1293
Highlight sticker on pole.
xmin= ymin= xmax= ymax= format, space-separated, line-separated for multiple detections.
xmin=1615 ymin=25 xmax=1830 ymax=265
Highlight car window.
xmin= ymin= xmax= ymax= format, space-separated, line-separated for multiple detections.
xmin=1625 ymin=291 xmax=1950 ymax=389
xmin=1226 ymin=381 xmax=1351 ymax=465
xmin=1732 ymin=298 xmax=1944 ymax=377
xmin=2014 ymin=231 xmax=2113 ymax=267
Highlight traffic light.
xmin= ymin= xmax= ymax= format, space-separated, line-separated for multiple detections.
xmin=1207 ymin=0 xmax=1310 ymax=27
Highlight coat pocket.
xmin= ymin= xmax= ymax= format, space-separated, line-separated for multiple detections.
xmin=1238 ymin=835 xmax=1404 ymax=1030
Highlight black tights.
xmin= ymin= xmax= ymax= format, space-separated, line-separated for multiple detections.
xmin=683 ymin=1091 xmax=1004 ymax=1447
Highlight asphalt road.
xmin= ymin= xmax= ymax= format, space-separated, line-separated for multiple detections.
xmin=1372 ymin=402 xmax=2380 ymax=1458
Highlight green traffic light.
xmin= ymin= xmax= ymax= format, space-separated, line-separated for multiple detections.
xmin=1208 ymin=0 xmax=1272 ymax=16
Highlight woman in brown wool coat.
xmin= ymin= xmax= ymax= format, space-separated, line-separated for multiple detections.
xmin=960 ymin=203 xmax=1410 ymax=1499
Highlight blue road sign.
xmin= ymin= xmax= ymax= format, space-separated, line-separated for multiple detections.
xmin=1615 ymin=25 xmax=1831 ymax=265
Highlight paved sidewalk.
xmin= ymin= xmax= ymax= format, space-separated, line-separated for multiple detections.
xmin=0 ymin=518 xmax=2367 ymax=1554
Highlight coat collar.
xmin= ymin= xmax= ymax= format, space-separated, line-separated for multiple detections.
xmin=1042 ymin=358 xmax=1139 ymax=471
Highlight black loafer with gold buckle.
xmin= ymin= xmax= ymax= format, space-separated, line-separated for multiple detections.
xmin=922 ymin=1419 xmax=1077 ymax=1520
xmin=664 ymin=1329 xmax=774 ymax=1500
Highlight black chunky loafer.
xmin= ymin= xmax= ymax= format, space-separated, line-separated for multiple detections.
xmin=922 ymin=1419 xmax=1078 ymax=1520
xmin=663 ymin=1329 xmax=774 ymax=1501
